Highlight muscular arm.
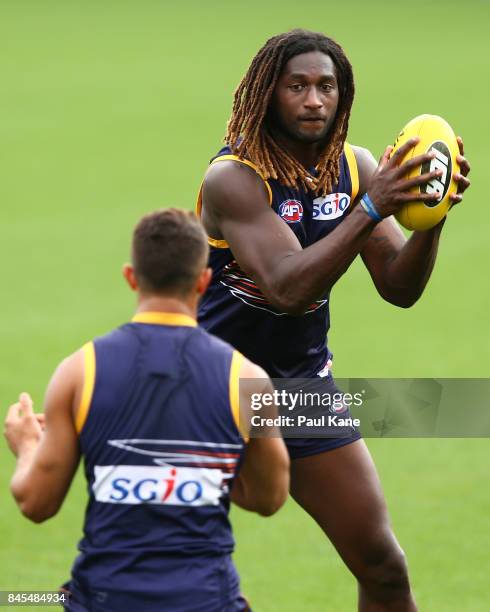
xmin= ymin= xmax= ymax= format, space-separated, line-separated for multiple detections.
xmin=201 ymin=139 xmax=441 ymax=315
xmin=230 ymin=358 xmax=290 ymax=516
xmin=203 ymin=161 xmax=378 ymax=315
xmin=6 ymin=352 xmax=82 ymax=522
xmin=357 ymin=146 xmax=446 ymax=308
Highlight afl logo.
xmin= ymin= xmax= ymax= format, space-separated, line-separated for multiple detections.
xmin=329 ymin=400 xmax=348 ymax=414
xmin=421 ymin=141 xmax=452 ymax=207
xmin=279 ymin=199 xmax=303 ymax=223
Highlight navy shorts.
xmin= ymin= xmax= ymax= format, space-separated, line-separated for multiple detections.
xmin=285 ymin=429 xmax=362 ymax=460
xmin=63 ymin=554 xmax=250 ymax=612
xmin=282 ymin=367 xmax=362 ymax=460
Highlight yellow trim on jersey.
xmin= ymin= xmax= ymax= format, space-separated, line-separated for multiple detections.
xmin=229 ymin=350 xmax=248 ymax=441
xmin=207 ymin=236 xmax=230 ymax=249
xmin=209 ymin=155 xmax=273 ymax=205
xmin=131 ymin=312 xmax=197 ymax=327
xmin=344 ymin=142 xmax=359 ymax=203
xmin=195 ymin=154 xmax=273 ymax=250
xmin=195 ymin=186 xmax=204 ymax=218
xmin=75 ymin=342 xmax=96 ymax=434
xmin=195 ymin=186 xmax=231 ymax=249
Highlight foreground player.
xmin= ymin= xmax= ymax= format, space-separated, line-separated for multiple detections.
xmin=4 ymin=209 xmax=289 ymax=611
xmin=197 ymin=30 xmax=471 ymax=610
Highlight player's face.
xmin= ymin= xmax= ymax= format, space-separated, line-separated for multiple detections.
xmin=269 ymin=51 xmax=339 ymax=145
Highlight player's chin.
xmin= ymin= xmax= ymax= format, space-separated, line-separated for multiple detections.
xmin=295 ymin=125 xmax=329 ymax=143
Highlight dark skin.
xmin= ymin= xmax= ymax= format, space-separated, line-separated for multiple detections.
xmin=201 ymin=50 xmax=471 ymax=611
xmin=202 ymin=52 xmax=470 ymax=314
xmin=267 ymin=53 xmax=340 ymax=164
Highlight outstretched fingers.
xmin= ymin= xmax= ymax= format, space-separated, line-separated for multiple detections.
xmin=19 ymin=392 xmax=34 ymax=415
xmin=377 ymin=145 xmax=394 ymax=170
xmin=387 ymin=137 xmax=419 ymax=169
xmin=403 ymin=167 xmax=443 ymax=191
xmin=450 ymin=137 xmax=471 ymax=205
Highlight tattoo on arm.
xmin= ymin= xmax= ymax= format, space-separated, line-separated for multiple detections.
xmin=366 ymin=231 xmax=399 ymax=264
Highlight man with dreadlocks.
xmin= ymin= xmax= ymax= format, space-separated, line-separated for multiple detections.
xmin=196 ymin=29 xmax=470 ymax=611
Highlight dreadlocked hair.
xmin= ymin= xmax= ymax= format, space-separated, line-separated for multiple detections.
xmin=226 ymin=29 xmax=355 ymax=196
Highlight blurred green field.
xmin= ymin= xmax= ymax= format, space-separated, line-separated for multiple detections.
xmin=1 ymin=1 xmax=489 ymax=610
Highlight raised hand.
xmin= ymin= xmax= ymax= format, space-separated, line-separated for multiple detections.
xmin=449 ymin=136 xmax=471 ymax=206
xmin=4 ymin=392 xmax=43 ymax=457
xmin=366 ymin=138 xmax=446 ymax=218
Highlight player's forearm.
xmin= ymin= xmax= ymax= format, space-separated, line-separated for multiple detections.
xmin=10 ymin=445 xmax=58 ymax=523
xmin=269 ymin=206 xmax=377 ymax=314
xmin=232 ymin=439 xmax=290 ymax=516
xmin=230 ymin=474 xmax=258 ymax=512
xmin=382 ymin=221 xmax=445 ymax=307
xmin=231 ymin=470 xmax=289 ymax=516
xmin=10 ymin=445 xmax=44 ymax=521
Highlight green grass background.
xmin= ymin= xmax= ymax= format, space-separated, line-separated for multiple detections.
xmin=1 ymin=0 xmax=489 ymax=610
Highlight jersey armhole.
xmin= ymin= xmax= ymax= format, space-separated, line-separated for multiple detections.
xmin=229 ymin=350 xmax=249 ymax=442
xmin=75 ymin=341 xmax=96 ymax=434
xmin=344 ymin=142 xmax=360 ymax=203
xmin=195 ymin=154 xmax=273 ymax=250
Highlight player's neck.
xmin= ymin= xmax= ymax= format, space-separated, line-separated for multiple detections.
xmin=135 ymin=295 xmax=197 ymax=320
xmin=271 ymin=130 xmax=323 ymax=169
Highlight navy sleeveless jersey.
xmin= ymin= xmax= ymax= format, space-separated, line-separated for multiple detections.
xmin=71 ymin=312 xmax=245 ymax=596
xmin=197 ymin=144 xmax=359 ymax=378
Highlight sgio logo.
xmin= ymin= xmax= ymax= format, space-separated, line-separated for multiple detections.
xmin=421 ymin=141 xmax=452 ymax=207
xmin=93 ymin=464 xmax=224 ymax=506
xmin=312 ymin=193 xmax=350 ymax=220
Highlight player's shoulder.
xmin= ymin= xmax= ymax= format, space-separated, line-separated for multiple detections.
xmin=204 ymin=157 xmax=261 ymax=191
xmin=90 ymin=322 xmax=142 ymax=352
xmin=349 ymin=144 xmax=377 ymax=166
xmin=239 ymin=355 xmax=270 ymax=381
xmin=53 ymin=346 xmax=86 ymax=380
xmin=349 ymin=144 xmax=378 ymax=195
xmin=202 ymin=145 xmax=271 ymax=212
xmin=44 ymin=346 xmax=86 ymax=419
xmin=204 ymin=155 xmax=266 ymax=195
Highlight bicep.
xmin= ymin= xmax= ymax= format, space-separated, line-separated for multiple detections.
xmin=238 ymin=358 xmax=275 ymax=440
xmin=32 ymin=354 xmax=82 ymax=504
xmin=203 ymin=163 xmax=303 ymax=286
xmin=235 ymin=359 xmax=289 ymax=512
xmin=238 ymin=359 xmax=288 ymax=468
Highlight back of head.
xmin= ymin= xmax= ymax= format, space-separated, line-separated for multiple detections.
xmin=132 ymin=209 xmax=208 ymax=297
xmin=226 ymin=29 xmax=355 ymax=195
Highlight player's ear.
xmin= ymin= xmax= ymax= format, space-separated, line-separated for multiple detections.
xmin=196 ymin=267 xmax=212 ymax=296
xmin=122 ymin=263 xmax=138 ymax=291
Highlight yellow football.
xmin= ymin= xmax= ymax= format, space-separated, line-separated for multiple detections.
xmin=390 ymin=114 xmax=460 ymax=231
